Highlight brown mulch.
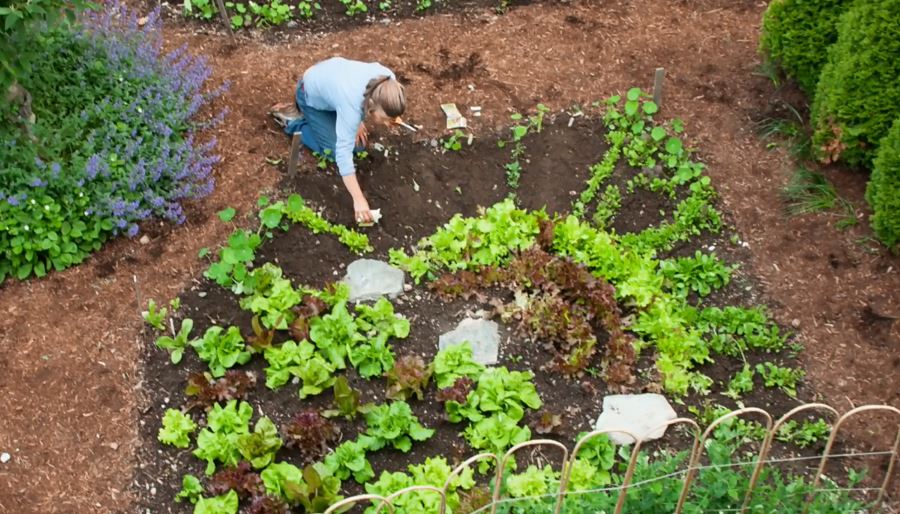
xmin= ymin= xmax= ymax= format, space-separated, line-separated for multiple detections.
xmin=0 ymin=0 xmax=897 ymax=512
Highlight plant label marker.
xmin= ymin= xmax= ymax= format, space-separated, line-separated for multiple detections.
xmin=441 ymin=103 xmax=467 ymax=129
xmin=288 ymin=132 xmax=302 ymax=177
xmin=653 ymin=67 xmax=666 ymax=107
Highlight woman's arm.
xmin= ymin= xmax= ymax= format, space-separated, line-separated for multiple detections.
xmin=342 ymin=174 xmax=373 ymax=223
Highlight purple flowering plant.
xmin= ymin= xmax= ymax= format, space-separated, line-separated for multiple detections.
xmin=0 ymin=1 xmax=226 ymax=281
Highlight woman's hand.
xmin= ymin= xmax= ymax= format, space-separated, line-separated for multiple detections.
xmin=354 ymin=197 xmax=373 ymax=224
xmin=355 ymin=122 xmax=369 ymax=148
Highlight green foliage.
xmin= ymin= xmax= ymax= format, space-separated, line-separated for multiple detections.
xmin=142 ymin=299 xmax=167 ymax=331
xmin=723 ymin=364 xmax=755 ymax=400
xmin=193 ymin=400 xmax=253 ymax=475
xmin=261 ymin=462 xmax=343 ymax=510
xmin=349 ymin=298 xmax=409 ymax=378
xmin=309 ymin=300 xmax=362 ymax=370
xmin=385 ymin=355 xmax=433 ymax=401
xmin=0 ymin=0 xmax=86 ymax=89
xmin=867 ymin=118 xmax=900 ymax=249
xmin=238 ymin=263 xmax=303 ymax=329
xmin=811 ymin=0 xmax=900 ymax=167
xmin=755 ymin=362 xmax=805 ymax=397
xmin=264 ymin=340 xmax=337 ymax=398
xmin=205 ymin=229 xmax=263 ymax=291
xmin=183 ymin=0 xmax=218 ymax=19
xmin=759 ymin=0 xmax=851 ymax=95
xmin=447 ymin=367 xmax=542 ymax=424
xmin=323 ymin=440 xmax=374 ymax=484
xmin=415 ymin=0 xmax=432 ymax=12
xmin=389 ymin=199 xmax=546 ymax=282
xmin=158 ymin=409 xmax=197 ymax=449
xmin=175 ymin=474 xmax=203 ymax=504
xmin=658 ymin=251 xmax=736 ymax=298
xmin=190 ymin=326 xmax=252 ymax=378
xmin=592 ymin=183 xmax=622 ymax=229
xmin=433 ymin=342 xmax=485 ymax=388
xmin=155 ymin=318 xmax=194 ymax=364
xmin=236 ymin=416 xmax=283 ymax=469
xmin=782 ymin=168 xmax=856 ymax=227
xmin=572 ymin=132 xmax=624 ymax=218
xmin=340 ymin=0 xmax=367 ymax=16
xmin=572 ymin=432 xmax=615 ymax=481
xmin=194 ymin=489 xmax=238 ymax=514
xmin=696 ymin=306 xmax=788 ymax=355
xmin=358 ymin=401 xmax=434 ymax=453
xmin=463 ymin=412 xmax=531 ymax=464
xmin=364 ymin=457 xmax=475 ymax=514
xmin=776 ymin=419 xmax=830 ymax=448
xmin=505 ymin=465 xmax=559 ymax=498
xmin=323 ymin=376 xmax=372 ymax=420
xmin=442 ymin=130 xmax=470 ymax=152
xmin=272 ymin=194 xmax=372 ymax=254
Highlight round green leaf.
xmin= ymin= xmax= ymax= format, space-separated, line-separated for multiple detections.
xmin=642 ymin=101 xmax=658 ymax=114
xmin=218 ymin=207 xmax=236 ymax=222
xmin=651 ymin=126 xmax=667 ymax=141
xmin=626 ymin=88 xmax=641 ymax=101
xmin=665 ymin=137 xmax=683 ymax=154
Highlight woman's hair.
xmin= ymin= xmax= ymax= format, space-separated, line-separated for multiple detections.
xmin=363 ymin=76 xmax=406 ymax=118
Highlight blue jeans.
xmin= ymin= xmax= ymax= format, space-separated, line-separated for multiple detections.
xmin=284 ymin=80 xmax=363 ymax=160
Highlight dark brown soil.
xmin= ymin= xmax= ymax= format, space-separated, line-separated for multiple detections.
xmin=133 ymin=119 xmax=820 ymax=512
xmin=2 ymin=1 xmax=898 ymax=513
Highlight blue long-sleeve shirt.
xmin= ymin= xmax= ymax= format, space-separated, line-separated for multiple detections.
xmin=302 ymin=57 xmax=395 ymax=176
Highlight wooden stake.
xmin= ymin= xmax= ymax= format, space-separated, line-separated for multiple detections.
xmin=214 ymin=0 xmax=235 ymax=39
xmin=653 ymin=67 xmax=665 ymax=107
xmin=288 ymin=132 xmax=302 ymax=178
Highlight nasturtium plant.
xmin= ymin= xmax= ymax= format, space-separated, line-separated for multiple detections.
xmin=158 ymin=409 xmax=197 ymax=449
xmin=191 ymin=325 xmax=252 ymax=377
xmin=154 ymin=318 xmax=194 ymax=364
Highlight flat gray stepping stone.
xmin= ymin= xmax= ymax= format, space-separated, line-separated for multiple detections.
xmin=438 ymin=318 xmax=499 ymax=365
xmin=594 ymin=393 xmax=677 ymax=445
xmin=343 ymin=259 xmax=405 ymax=302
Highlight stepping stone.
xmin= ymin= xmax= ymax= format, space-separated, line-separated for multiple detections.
xmin=594 ymin=393 xmax=677 ymax=445
xmin=438 ymin=318 xmax=499 ymax=365
xmin=342 ymin=259 xmax=405 ymax=302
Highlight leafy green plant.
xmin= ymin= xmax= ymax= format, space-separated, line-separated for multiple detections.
xmin=158 ymin=409 xmax=197 ymax=449
xmin=755 ymin=362 xmax=804 ymax=397
xmin=194 ymin=400 xmax=253 ymax=474
xmin=175 ymin=474 xmax=203 ymax=504
xmin=205 ymin=229 xmax=263 ymax=291
xmin=309 ymin=300 xmax=362 ymax=370
xmin=194 ymin=490 xmax=238 ymax=514
xmin=386 ymin=355 xmax=433 ymax=401
xmin=323 ymin=440 xmax=374 ymax=484
xmin=296 ymin=0 xmax=320 ymax=18
xmin=349 ymin=336 xmax=395 ymax=379
xmin=273 ymin=194 xmax=371 ymax=254
xmin=592 ymin=183 xmax=622 ymax=229
xmin=723 ymin=364 xmax=755 ymax=400
xmin=505 ymin=465 xmax=559 ymax=498
xmin=658 ymin=250 xmax=736 ymax=298
xmin=446 ymin=367 xmax=542 ymax=424
xmin=236 ymin=417 xmax=283 ymax=469
xmin=323 ymin=376 xmax=373 ymax=420
xmin=340 ymin=0 xmax=367 ymax=16
xmin=572 ymin=432 xmax=616 ymax=481
xmin=358 ymin=401 xmax=434 ymax=452
xmin=264 ymin=339 xmax=335 ymax=394
xmin=261 ymin=461 xmax=343 ymax=510
xmin=154 ymin=318 xmax=194 ymax=364
xmin=225 ymin=1 xmax=251 ymax=28
xmin=191 ymin=326 xmax=252 ymax=378
xmin=442 ymin=130 xmax=469 ymax=152
xmin=183 ymin=0 xmax=218 ymax=19
xmin=433 ymin=342 xmax=485 ymax=388
xmin=185 ymin=370 xmax=256 ymax=409
xmin=463 ymin=412 xmax=531 ymax=464
xmin=776 ymin=419 xmax=830 ymax=448
xmin=249 ymin=0 xmax=294 ymax=26
xmin=142 ymin=299 xmax=167 ymax=331
xmin=365 ymin=457 xmax=475 ymax=514
xmin=239 ymin=263 xmax=303 ymax=329
xmin=415 ymin=0 xmax=432 ymax=12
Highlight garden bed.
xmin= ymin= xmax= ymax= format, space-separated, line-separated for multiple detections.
xmin=132 ymin=105 xmax=849 ymax=512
